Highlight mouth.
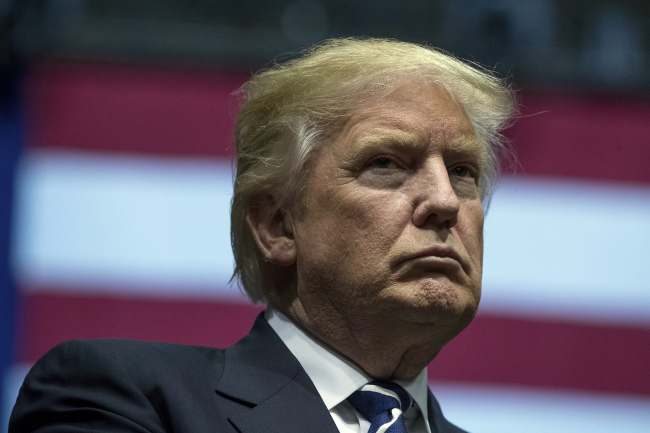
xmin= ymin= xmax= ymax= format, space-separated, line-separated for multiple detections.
xmin=399 ymin=246 xmax=468 ymax=273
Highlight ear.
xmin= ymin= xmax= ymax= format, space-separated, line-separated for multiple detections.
xmin=245 ymin=194 xmax=296 ymax=267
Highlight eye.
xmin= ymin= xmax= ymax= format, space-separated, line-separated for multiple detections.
xmin=359 ymin=155 xmax=409 ymax=189
xmin=451 ymin=166 xmax=470 ymax=177
xmin=370 ymin=157 xmax=397 ymax=169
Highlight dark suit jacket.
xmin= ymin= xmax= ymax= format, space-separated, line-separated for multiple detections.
xmin=10 ymin=313 xmax=468 ymax=433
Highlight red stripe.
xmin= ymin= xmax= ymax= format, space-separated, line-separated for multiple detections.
xmin=16 ymin=290 xmax=263 ymax=363
xmin=23 ymin=61 xmax=248 ymax=157
xmin=505 ymin=90 xmax=650 ymax=184
xmin=17 ymin=290 xmax=650 ymax=396
xmin=23 ymin=61 xmax=650 ymax=184
xmin=430 ymin=314 xmax=650 ymax=396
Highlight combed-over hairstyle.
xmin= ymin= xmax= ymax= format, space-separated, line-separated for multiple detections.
xmin=231 ymin=37 xmax=516 ymax=303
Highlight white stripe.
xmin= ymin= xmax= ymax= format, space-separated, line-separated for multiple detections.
xmin=12 ymin=150 xmax=242 ymax=299
xmin=482 ymin=176 xmax=650 ymax=326
xmin=2 ymin=364 xmax=32 ymax=432
xmin=375 ymin=408 xmax=401 ymax=433
xmin=431 ymin=381 xmax=650 ymax=433
xmin=11 ymin=151 xmax=650 ymax=324
xmin=363 ymin=384 xmax=401 ymax=402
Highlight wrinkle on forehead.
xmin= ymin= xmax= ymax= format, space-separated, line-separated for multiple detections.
xmin=317 ymin=81 xmax=489 ymax=173
xmin=339 ymin=114 xmax=486 ymax=163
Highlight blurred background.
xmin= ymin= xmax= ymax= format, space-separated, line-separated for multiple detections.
xmin=1 ymin=1 xmax=650 ymax=432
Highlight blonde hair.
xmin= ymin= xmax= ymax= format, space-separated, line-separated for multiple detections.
xmin=231 ymin=37 xmax=516 ymax=303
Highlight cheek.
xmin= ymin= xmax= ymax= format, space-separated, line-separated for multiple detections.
xmin=461 ymin=204 xmax=485 ymax=265
xmin=318 ymin=207 xmax=395 ymax=262
xmin=298 ymin=194 xmax=405 ymax=277
xmin=324 ymin=185 xmax=405 ymax=228
xmin=344 ymin=201 xmax=411 ymax=256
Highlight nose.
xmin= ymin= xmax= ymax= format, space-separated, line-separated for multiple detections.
xmin=412 ymin=161 xmax=460 ymax=228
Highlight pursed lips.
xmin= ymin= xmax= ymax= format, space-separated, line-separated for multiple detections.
xmin=399 ymin=245 xmax=469 ymax=274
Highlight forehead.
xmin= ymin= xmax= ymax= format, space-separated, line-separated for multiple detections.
xmin=333 ymin=82 xmax=485 ymax=159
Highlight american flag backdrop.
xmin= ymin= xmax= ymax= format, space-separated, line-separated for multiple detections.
xmin=2 ymin=60 xmax=650 ymax=432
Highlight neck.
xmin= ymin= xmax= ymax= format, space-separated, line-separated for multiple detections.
xmin=282 ymin=297 xmax=464 ymax=380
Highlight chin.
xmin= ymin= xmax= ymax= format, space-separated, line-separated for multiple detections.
xmin=398 ymin=279 xmax=480 ymax=326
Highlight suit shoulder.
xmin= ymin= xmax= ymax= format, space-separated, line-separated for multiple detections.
xmin=36 ymin=338 xmax=225 ymax=384
xmin=56 ymin=338 xmax=224 ymax=361
xmin=35 ymin=338 xmax=218 ymax=366
xmin=10 ymin=340 xmax=227 ymax=433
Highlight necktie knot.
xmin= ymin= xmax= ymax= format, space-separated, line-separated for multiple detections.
xmin=347 ymin=381 xmax=413 ymax=433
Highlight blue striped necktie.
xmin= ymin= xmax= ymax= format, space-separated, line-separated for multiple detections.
xmin=347 ymin=381 xmax=413 ymax=433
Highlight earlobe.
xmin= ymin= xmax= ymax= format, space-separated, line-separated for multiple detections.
xmin=245 ymin=194 xmax=297 ymax=267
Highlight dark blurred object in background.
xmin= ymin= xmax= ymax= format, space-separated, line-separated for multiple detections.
xmin=6 ymin=0 xmax=650 ymax=92
xmin=0 ymin=0 xmax=20 ymax=103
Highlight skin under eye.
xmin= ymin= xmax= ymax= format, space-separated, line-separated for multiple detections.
xmin=449 ymin=164 xmax=481 ymax=199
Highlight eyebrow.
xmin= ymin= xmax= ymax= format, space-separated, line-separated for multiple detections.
xmin=449 ymin=133 xmax=484 ymax=154
xmin=448 ymin=133 xmax=489 ymax=170
xmin=349 ymin=129 xmax=429 ymax=159
xmin=353 ymin=129 xmax=485 ymax=156
xmin=342 ymin=123 xmax=488 ymax=171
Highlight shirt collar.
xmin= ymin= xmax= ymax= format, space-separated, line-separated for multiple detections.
xmin=265 ymin=308 xmax=430 ymax=420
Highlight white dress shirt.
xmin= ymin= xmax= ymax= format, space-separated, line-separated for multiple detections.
xmin=266 ymin=308 xmax=432 ymax=433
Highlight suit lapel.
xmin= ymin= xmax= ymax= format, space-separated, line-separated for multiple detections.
xmin=216 ymin=313 xmax=339 ymax=433
xmin=228 ymin=369 xmax=338 ymax=433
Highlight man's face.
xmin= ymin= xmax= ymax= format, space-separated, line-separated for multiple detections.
xmin=287 ymin=81 xmax=486 ymax=377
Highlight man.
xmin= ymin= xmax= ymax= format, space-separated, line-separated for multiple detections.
xmin=10 ymin=38 xmax=515 ymax=433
